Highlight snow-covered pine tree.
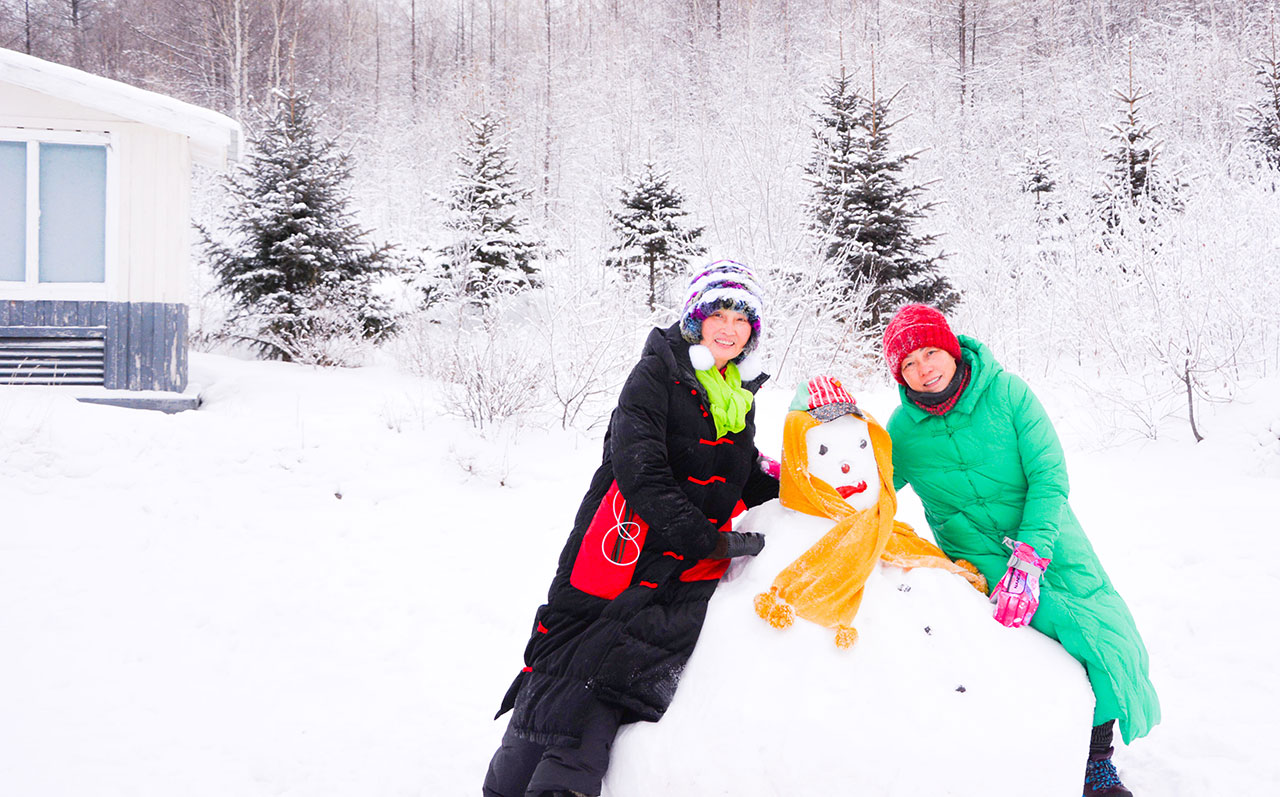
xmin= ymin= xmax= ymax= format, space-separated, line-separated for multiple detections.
xmin=608 ymin=159 xmax=707 ymax=311
xmin=1018 ymin=147 xmax=1071 ymax=238
xmin=201 ymin=88 xmax=396 ymax=364
xmin=1242 ymin=50 xmax=1280 ymax=170
xmin=1020 ymin=148 xmax=1058 ymax=208
xmin=442 ymin=111 xmax=542 ymax=305
xmin=1092 ymin=59 xmax=1182 ymax=234
xmin=803 ymin=70 xmax=957 ymax=331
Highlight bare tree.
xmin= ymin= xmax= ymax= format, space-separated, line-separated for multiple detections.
xmin=543 ymin=0 xmax=553 ymax=218
xmin=409 ymin=0 xmax=418 ymax=106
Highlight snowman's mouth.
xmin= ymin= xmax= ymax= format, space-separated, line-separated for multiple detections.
xmin=836 ymin=481 xmax=868 ymax=498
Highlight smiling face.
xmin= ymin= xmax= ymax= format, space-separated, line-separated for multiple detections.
xmin=899 ymin=346 xmax=958 ymax=393
xmin=699 ymin=308 xmax=752 ymax=369
xmin=804 ymin=415 xmax=881 ymax=511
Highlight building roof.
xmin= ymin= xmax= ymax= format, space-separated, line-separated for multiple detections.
xmin=0 ymin=47 xmax=241 ymax=167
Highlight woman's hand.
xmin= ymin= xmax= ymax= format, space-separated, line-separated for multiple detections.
xmin=990 ymin=539 xmax=1050 ymax=628
xmin=712 ymin=531 xmax=766 ymax=559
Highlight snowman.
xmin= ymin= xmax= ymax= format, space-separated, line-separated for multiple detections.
xmin=751 ymin=375 xmax=986 ymax=649
xmin=604 ymin=377 xmax=1095 ymax=797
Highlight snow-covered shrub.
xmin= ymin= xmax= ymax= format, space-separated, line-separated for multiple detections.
xmin=389 ymin=293 xmax=548 ymax=432
xmin=498 ymin=276 xmax=654 ymax=432
xmin=247 ymin=283 xmax=378 ymax=367
xmin=436 ymin=330 xmax=545 ymax=432
xmin=527 ymin=285 xmax=639 ymax=431
xmin=383 ymin=312 xmax=440 ymax=379
xmin=1072 ymin=369 xmax=1183 ymax=444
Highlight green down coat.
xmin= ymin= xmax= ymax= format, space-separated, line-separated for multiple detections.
xmin=888 ymin=336 xmax=1160 ymax=743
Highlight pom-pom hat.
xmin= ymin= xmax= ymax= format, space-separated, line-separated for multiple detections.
xmin=882 ymin=304 xmax=963 ymax=385
xmin=680 ymin=260 xmax=764 ymax=371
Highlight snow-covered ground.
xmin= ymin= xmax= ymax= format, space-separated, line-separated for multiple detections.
xmin=2 ymin=352 xmax=1277 ymax=796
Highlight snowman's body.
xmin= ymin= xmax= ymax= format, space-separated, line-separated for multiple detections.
xmin=604 ymin=413 xmax=1093 ymax=796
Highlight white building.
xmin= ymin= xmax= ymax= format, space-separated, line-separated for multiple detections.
xmin=1 ymin=47 xmax=240 ymax=405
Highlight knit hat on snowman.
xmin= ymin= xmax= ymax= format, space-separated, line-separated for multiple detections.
xmin=754 ymin=375 xmax=987 ymax=648
xmin=680 ymin=260 xmax=764 ymax=379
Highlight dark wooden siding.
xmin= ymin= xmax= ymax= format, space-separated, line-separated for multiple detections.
xmin=0 ymin=299 xmax=188 ymax=391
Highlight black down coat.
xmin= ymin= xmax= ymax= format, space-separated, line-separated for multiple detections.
xmin=495 ymin=324 xmax=779 ymax=746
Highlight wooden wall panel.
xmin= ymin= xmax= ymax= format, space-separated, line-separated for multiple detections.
xmin=4 ymin=300 xmax=189 ymax=392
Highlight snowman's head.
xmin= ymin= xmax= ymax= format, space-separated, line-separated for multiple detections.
xmin=804 ymin=414 xmax=881 ymax=511
xmin=779 ymin=375 xmax=894 ymax=520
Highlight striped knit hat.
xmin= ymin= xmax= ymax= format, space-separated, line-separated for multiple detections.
xmin=882 ymin=304 xmax=962 ymax=385
xmin=680 ymin=260 xmax=764 ymax=361
xmin=789 ymin=375 xmax=865 ymax=422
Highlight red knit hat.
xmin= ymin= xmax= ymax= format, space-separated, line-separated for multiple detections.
xmin=882 ymin=304 xmax=962 ymax=385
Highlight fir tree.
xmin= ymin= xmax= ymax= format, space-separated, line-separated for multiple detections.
xmin=442 ymin=112 xmax=542 ymax=305
xmin=803 ymin=71 xmax=957 ymax=331
xmin=1093 ymin=61 xmax=1182 ymax=233
xmin=1020 ymin=147 xmax=1070 ymax=231
xmin=608 ymin=160 xmax=707 ymax=311
xmin=1020 ymin=149 xmax=1058 ymax=207
xmin=1242 ymin=52 xmax=1280 ymax=170
xmin=201 ymin=89 xmax=395 ymax=363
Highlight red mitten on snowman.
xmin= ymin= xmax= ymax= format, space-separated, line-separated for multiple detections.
xmin=990 ymin=537 xmax=1051 ymax=628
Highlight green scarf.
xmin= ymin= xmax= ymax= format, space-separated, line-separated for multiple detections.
xmin=695 ymin=361 xmax=754 ymax=438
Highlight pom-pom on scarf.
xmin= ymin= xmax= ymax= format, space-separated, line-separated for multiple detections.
xmin=754 ymin=405 xmax=987 ymax=648
xmin=695 ymin=362 xmax=753 ymax=439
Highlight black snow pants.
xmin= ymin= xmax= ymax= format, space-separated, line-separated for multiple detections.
xmin=482 ymin=700 xmax=623 ymax=797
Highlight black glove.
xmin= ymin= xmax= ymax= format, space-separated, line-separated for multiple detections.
xmin=713 ymin=531 xmax=765 ymax=559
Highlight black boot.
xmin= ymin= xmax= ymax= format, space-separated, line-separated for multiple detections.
xmin=1084 ymin=748 xmax=1133 ymax=796
xmin=1083 ymin=721 xmax=1133 ymax=797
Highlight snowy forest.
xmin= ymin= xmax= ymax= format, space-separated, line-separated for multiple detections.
xmin=4 ymin=0 xmax=1280 ymax=441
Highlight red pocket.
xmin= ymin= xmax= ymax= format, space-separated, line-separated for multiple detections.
xmin=569 ymin=481 xmax=650 ymax=599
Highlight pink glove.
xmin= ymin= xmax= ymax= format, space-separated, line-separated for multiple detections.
xmin=758 ymin=454 xmax=781 ymax=480
xmin=990 ymin=538 xmax=1051 ymax=628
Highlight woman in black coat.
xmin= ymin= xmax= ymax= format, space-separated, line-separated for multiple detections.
xmin=484 ymin=261 xmax=780 ymax=797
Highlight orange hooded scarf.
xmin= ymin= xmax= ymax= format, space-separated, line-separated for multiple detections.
xmin=754 ymin=380 xmax=986 ymax=648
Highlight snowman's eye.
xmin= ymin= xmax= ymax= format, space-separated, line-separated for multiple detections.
xmin=860 ymin=439 xmax=868 ymax=449
xmin=818 ymin=444 xmax=828 ymax=455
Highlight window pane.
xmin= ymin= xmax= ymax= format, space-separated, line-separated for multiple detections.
xmin=0 ymin=141 xmax=25 ymax=282
xmin=39 ymin=143 xmax=106 ymax=283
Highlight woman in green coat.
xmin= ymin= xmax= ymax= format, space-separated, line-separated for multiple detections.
xmin=881 ymin=305 xmax=1160 ymax=797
